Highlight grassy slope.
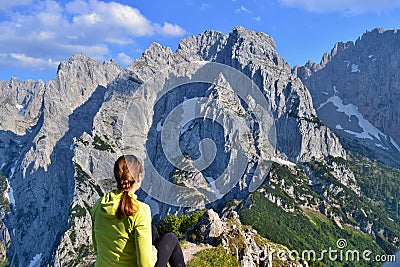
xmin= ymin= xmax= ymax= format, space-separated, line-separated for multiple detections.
xmin=239 ymin=154 xmax=400 ymax=267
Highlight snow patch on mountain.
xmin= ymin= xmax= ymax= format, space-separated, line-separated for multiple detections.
xmin=28 ymin=253 xmax=42 ymax=267
xmin=390 ymin=137 xmax=400 ymax=152
xmin=351 ymin=64 xmax=360 ymax=73
xmin=319 ymin=95 xmax=384 ymax=141
xmin=318 ymin=94 xmax=400 ymax=153
xmin=272 ymin=157 xmax=296 ymax=167
xmin=204 ymin=176 xmax=224 ymax=199
xmin=156 ymin=120 xmax=162 ymax=132
xmin=15 ymin=104 xmax=26 ymax=115
xmin=6 ymin=187 xmax=15 ymax=208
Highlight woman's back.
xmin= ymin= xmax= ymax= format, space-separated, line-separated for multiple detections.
xmin=91 ymin=190 xmax=157 ymax=267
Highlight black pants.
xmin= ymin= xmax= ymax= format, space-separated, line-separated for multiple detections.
xmin=152 ymin=226 xmax=186 ymax=267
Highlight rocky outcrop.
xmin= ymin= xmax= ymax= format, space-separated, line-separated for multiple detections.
xmin=187 ymin=209 xmax=272 ymax=267
xmin=185 ymin=209 xmax=306 ymax=267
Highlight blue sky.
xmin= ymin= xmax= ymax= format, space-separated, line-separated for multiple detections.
xmin=0 ymin=0 xmax=400 ymax=81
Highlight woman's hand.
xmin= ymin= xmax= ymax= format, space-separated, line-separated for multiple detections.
xmin=152 ymin=245 xmax=158 ymax=255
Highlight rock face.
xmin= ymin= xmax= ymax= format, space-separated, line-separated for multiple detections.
xmin=0 ymin=78 xmax=45 ymax=135
xmin=130 ymin=26 xmax=345 ymax=163
xmin=295 ymin=28 xmax=400 ymax=167
xmin=186 ymin=209 xmax=306 ymax=267
xmin=0 ymin=26 xmax=396 ymax=266
xmin=0 ymin=54 xmax=122 ymax=266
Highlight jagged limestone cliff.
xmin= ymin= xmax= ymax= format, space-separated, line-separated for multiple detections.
xmin=295 ymin=28 xmax=400 ymax=168
xmin=1 ymin=54 xmax=122 ymax=266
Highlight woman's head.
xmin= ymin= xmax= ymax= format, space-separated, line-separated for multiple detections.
xmin=114 ymin=154 xmax=143 ymax=192
xmin=114 ymin=155 xmax=142 ymax=219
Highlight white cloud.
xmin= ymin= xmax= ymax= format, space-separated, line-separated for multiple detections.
xmin=10 ymin=53 xmax=59 ymax=68
xmin=87 ymin=0 xmax=154 ymax=36
xmin=117 ymin=52 xmax=134 ymax=66
xmin=200 ymin=3 xmax=209 ymax=11
xmin=235 ymin=5 xmax=252 ymax=14
xmin=278 ymin=0 xmax=400 ymax=14
xmin=37 ymin=31 xmax=56 ymax=40
xmin=73 ymin=12 xmax=103 ymax=25
xmin=0 ymin=0 xmax=33 ymax=11
xmin=0 ymin=0 xmax=186 ymax=76
xmin=65 ymin=0 xmax=91 ymax=14
xmin=155 ymin=22 xmax=186 ymax=36
xmin=67 ymin=1 xmax=154 ymax=39
xmin=59 ymin=44 xmax=109 ymax=58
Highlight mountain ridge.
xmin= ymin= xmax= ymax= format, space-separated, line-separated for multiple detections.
xmin=295 ymin=27 xmax=400 ymax=168
xmin=0 ymin=26 xmax=398 ymax=266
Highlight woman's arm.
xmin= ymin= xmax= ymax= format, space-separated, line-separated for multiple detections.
xmin=134 ymin=204 xmax=157 ymax=267
xmin=90 ymin=199 xmax=101 ymax=251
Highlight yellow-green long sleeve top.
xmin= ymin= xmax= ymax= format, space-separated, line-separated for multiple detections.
xmin=90 ymin=190 xmax=157 ymax=267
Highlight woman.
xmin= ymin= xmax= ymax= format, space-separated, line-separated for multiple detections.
xmin=90 ymin=154 xmax=186 ymax=267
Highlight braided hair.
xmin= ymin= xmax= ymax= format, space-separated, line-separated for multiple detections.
xmin=114 ymin=155 xmax=142 ymax=220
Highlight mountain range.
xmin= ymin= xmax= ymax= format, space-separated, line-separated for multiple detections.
xmin=0 ymin=26 xmax=399 ymax=266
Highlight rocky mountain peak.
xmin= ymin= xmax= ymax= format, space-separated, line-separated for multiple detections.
xmin=296 ymin=27 xmax=400 ymax=167
xmin=67 ymin=52 xmax=93 ymax=61
xmin=141 ymin=42 xmax=173 ymax=63
xmin=176 ymin=29 xmax=227 ymax=61
xmin=319 ymin=41 xmax=354 ymax=67
xmin=230 ymin=25 xmax=276 ymax=50
xmin=1 ymin=26 xmax=398 ymax=266
xmin=217 ymin=25 xmax=288 ymax=71
xmin=312 ymin=28 xmax=400 ymax=69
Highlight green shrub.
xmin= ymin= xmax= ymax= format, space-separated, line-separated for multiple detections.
xmin=239 ymin=191 xmax=386 ymax=267
xmin=308 ymin=260 xmax=327 ymax=267
xmin=157 ymin=210 xmax=205 ymax=238
xmin=0 ymin=258 xmax=9 ymax=267
xmin=187 ymin=245 xmax=239 ymax=267
xmin=92 ymin=135 xmax=115 ymax=152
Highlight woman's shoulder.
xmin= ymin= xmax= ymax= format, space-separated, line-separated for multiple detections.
xmin=136 ymin=199 xmax=151 ymax=214
xmin=128 ymin=192 xmax=150 ymax=212
xmin=90 ymin=191 xmax=116 ymax=215
xmin=127 ymin=199 xmax=152 ymax=228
